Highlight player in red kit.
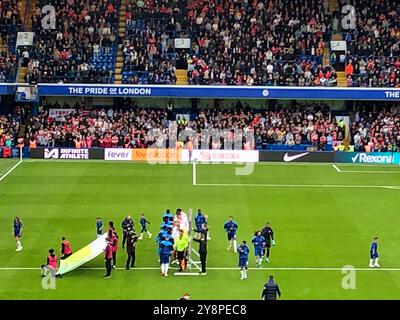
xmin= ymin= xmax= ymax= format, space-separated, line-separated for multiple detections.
xmin=60 ymin=237 xmax=73 ymax=260
xmin=104 ymin=237 xmax=113 ymax=278
xmin=111 ymin=230 xmax=119 ymax=269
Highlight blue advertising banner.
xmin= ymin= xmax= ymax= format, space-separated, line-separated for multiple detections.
xmin=36 ymin=84 xmax=400 ymax=100
xmin=1 ymin=83 xmax=400 ymax=100
xmin=335 ymin=152 xmax=400 ymax=165
xmin=0 ymin=84 xmax=16 ymax=95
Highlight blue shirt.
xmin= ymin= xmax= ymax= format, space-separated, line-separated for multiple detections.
xmin=140 ymin=217 xmax=149 ymax=226
xmin=252 ymin=235 xmax=265 ymax=249
xmin=370 ymin=241 xmax=378 ymax=256
xmin=195 ymin=213 xmax=206 ymax=226
xmin=156 ymin=230 xmax=168 ymax=243
xmin=96 ymin=220 xmax=103 ymax=235
xmin=224 ymin=220 xmax=238 ymax=234
xmin=163 ymin=212 xmax=174 ymax=221
xmin=238 ymin=244 xmax=249 ymax=260
xmin=159 ymin=240 xmax=174 ymax=256
xmin=14 ymin=221 xmax=22 ymax=233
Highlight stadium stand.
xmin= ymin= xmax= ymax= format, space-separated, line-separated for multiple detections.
xmin=24 ymin=0 xmax=120 ymax=83
xmin=341 ymin=0 xmax=400 ymax=87
xmin=350 ymin=103 xmax=400 ymax=152
xmin=16 ymin=101 xmax=345 ymax=151
xmin=0 ymin=0 xmax=23 ymax=82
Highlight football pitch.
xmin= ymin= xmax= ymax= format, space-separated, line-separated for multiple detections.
xmin=0 ymin=159 xmax=400 ymax=300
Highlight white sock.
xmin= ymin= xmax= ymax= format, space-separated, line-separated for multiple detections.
xmin=161 ymin=264 xmax=165 ymax=274
xmin=374 ymin=258 xmax=379 ymax=266
xmin=369 ymin=259 xmax=374 ymax=266
xmin=233 ymin=240 xmax=237 ymax=252
xmin=244 ymin=270 xmax=248 ymax=278
xmin=227 ymin=240 xmax=231 ymax=249
xmin=16 ymin=241 xmax=21 ymax=248
xmin=240 ymin=270 xmax=244 ymax=278
xmin=147 ymin=231 xmax=152 ymax=236
xmin=165 ymin=264 xmax=169 ymax=275
xmin=139 ymin=233 xmax=143 ymax=238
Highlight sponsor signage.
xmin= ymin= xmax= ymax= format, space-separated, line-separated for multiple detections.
xmin=44 ymin=148 xmax=89 ymax=159
xmin=181 ymin=149 xmax=259 ymax=163
xmin=335 ymin=152 xmax=400 ymax=164
xmin=30 ymin=148 xmax=103 ymax=159
xmin=259 ymin=151 xmax=335 ymax=162
xmin=104 ymin=148 xmax=132 ymax=161
xmin=132 ymin=148 xmax=182 ymax=162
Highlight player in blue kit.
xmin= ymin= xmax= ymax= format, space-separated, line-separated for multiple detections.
xmin=159 ymin=235 xmax=174 ymax=277
xmin=96 ymin=217 xmax=103 ymax=238
xmin=369 ymin=237 xmax=380 ymax=268
xmin=138 ymin=213 xmax=152 ymax=240
xmin=224 ymin=216 xmax=238 ymax=253
xmin=238 ymin=240 xmax=250 ymax=280
xmin=252 ymin=231 xmax=266 ymax=267
xmin=14 ymin=217 xmax=23 ymax=252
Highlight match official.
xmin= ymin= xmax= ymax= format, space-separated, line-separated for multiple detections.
xmin=192 ymin=233 xmax=207 ymax=275
xmin=126 ymin=230 xmax=138 ymax=270
xmin=121 ymin=215 xmax=134 ymax=249
xmin=261 ymin=275 xmax=281 ymax=301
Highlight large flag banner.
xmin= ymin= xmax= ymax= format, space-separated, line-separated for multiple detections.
xmin=56 ymin=234 xmax=107 ymax=276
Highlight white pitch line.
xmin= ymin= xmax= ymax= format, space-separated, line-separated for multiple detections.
xmin=1 ymin=267 xmax=400 ymax=271
xmin=340 ymin=170 xmax=400 ymax=174
xmin=0 ymin=159 xmax=23 ymax=182
xmin=332 ymin=164 xmax=341 ymax=173
xmin=196 ymin=183 xmax=400 ymax=189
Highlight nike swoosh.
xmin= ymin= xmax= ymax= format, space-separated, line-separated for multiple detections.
xmin=283 ymin=152 xmax=310 ymax=162
xmin=351 ymin=153 xmax=359 ymax=163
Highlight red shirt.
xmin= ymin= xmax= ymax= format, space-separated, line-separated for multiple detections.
xmin=104 ymin=244 xmax=113 ymax=259
xmin=62 ymin=240 xmax=72 ymax=255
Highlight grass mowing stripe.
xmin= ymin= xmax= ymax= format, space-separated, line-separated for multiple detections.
xmin=196 ymin=183 xmax=400 ymax=189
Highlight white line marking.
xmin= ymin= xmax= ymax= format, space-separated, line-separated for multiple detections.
xmin=340 ymin=170 xmax=400 ymax=174
xmin=196 ymin=183 xmax=400 ymax=189
xmin=0 ymin=159 xmax=22 ymax=182
xmin=332 ymin=165 xmax=341 ymax=173
xmin=192 ymin=161 xmax=197 ymax=186
xmin=382 ymin=186 xmax=400 ymax=190
xmin=0 ymin=267 xmax=399 ymax=271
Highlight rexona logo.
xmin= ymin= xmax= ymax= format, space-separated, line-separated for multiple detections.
xmin=105 ymin=148 xmax=132 ymax=160
xmin=44 ymin=148 xmax=59 ymax=159
xmin=351 ymin=153 xmax=393 ymax=164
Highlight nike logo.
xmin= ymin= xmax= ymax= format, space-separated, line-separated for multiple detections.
xmin=283 ymin=152 xmax=309 ymax=162
xmin=351 ymin=153 xmax=360 ymax=163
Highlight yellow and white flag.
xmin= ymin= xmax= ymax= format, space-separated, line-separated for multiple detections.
xmin=56 ymin=233 xmax=107 ymax=275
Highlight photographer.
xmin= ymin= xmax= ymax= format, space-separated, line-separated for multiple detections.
xmin=126 ymin=230 xmax=139 ymax=270
xmin=121 ymin=215 xmax=134 ymax=249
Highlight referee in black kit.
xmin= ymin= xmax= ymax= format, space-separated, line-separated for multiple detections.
xmin=192 ymin=233 xmax=207 ymax=275
xmin=261 ymin=275 xmax=281 ymax=300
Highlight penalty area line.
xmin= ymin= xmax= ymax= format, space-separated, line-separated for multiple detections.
xmin=332 ymin=165 xmax=341 ymax=173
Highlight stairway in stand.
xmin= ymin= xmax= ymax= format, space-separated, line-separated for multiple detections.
xmin=328 ymin=0 xmax=338 ymax=14
xmin=114 ymin=0 xmax=126 ymax=84
xmin=175 ymin=69 xmax=188 ymax=85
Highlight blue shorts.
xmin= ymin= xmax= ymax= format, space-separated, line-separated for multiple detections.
xmin=370 ymin=253 xmax=379 ymax=259
xmin=14 ymin=230 xmax=22 ymax=238
xmin=141 ymin=225 xmax=147 ymax=232
xmin=227 ymin=232 xmax=236 ymax=241
xmin=238 ymin=258 xmax=248 ymax=268
xmin=160 ymin=254 xmax=170 ymax=264
xmin=255 ymin=248 xmax=263 ymax=257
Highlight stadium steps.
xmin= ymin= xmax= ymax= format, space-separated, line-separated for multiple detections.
xmin=336 ymin=71 xmax=347 ymax=87
xmin=18 ymin=67 xmax=27 ymax=83
xmin=176 ymin=69 xmax=188 ymax=85
xmin=332 ymin=33 xmax=342 ymax=41
xmin=323 ymin=46 xmax=330 ymax=66
xmin=115 ymin=0 xmax=127 ymax=84
xmin=21 ymin=0 xmax=36 ymax=31
xmin=18 ymin=124 xmax=26 ymax=139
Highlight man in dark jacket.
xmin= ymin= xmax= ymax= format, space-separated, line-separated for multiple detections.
xmin=121 ymin=215 xmax=134 ymax=249
xmin=261 ymin=275 xmax=281 ymax=300
xmin=192 ymin=233 xmax=207 ymax=275
xmin=126 ymin=230 xmax=139 ymax=270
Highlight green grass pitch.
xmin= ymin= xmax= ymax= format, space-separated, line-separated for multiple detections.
xmin=0 ymin=159 xmax=400 ymax=300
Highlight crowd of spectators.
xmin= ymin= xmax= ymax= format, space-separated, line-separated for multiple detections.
xmin=24 ymin=0 xmax=120 ymax=84
xmin=351 ymin=103 xmax=400 ymax=152
xmin=20 ymin=101 xmax=343 ymax=151
xmin=342 ymin=0 xmax=400 ymax=87
xmin=120 ymin=0 xmax=337 ymax=86
xmin=186 ymin=0 xmax=336 ymax=86
xmin=0 ymin=0 xmax=23 ymax=82
xmin=0 ymin=106 xmax=25 ymax=147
